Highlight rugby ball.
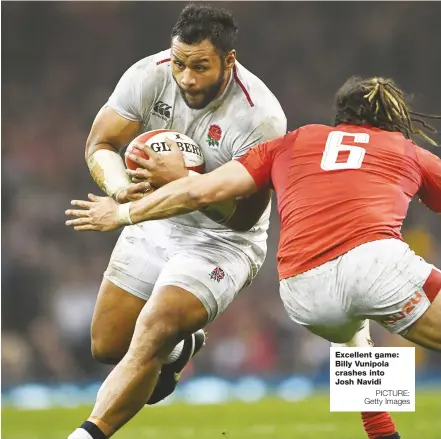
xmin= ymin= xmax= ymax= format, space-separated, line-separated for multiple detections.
xmin=125 ymin=129 xmax=205 ymax=173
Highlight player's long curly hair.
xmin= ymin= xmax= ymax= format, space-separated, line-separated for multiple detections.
xmin=334 ymin=76 xmax=441 ymax=146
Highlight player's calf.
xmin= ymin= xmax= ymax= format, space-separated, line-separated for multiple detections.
xmin=76 ymin=285 xmax=208 ymax=438
xmin=147 ymin=328 xmax=206 ymax=404
xmin=91 ymin=343 xmax=126 ymax=365
xmin=332 ymin=322 xmax=400 ymax=439
xmin=90 ymin=279 xmax=146 ymax=365
xmin=361 ymin=412 xmax=400 ymax=439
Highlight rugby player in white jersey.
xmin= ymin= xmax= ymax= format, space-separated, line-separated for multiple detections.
xmin=65 ymin=4 xmax=286 ymax=439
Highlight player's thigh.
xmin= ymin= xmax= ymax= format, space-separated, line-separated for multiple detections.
xmin=346 ymin=240 xmax=440 ymax=340
xmin=331 ymin=320 xmax=374 ymax=348
xmin=91 ymin=278 xmax=146 ymax=362
xmin=279 ymin=262 xmax=361 ymax=344
xmin=403 ymin=277 xmax=441 ymax=351
xmin=154 ymin=247 xmax=253 ymax=324
xmin=93 ymin=225 xmax=166 ymax=361
xmin=104 ymin=225 xmax=168 ymax=302
xmin=302 ymin=321 xmax=364 ymax=344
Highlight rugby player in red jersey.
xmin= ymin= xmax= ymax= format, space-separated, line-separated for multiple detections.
xmin=67 ymin=76 xmax=441 ymax=439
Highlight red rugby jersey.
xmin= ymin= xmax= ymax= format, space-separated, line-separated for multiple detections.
xmin=237 ymin=123 xmax=441 ymax=279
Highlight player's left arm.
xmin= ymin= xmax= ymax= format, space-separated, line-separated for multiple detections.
xmin=66 ymin=159 xmax=259 ymax=231
xmin=133 ymin=160 xmax=260 ymax=221
xmin=416 ymin=147 xmax=441 ymax=213
xmin=202 ymin=115 xmax=287 ymax=231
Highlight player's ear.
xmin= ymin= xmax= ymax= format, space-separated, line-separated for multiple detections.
xmin=224 ymin=50 xmax=236 ymax=71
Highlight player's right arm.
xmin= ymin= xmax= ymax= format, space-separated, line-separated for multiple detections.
xmin=416 ymin=147 xmax=441 ymax=213
xmin=85 ymin=105 xmax=142 ymax=202
xmin=85 ymin=57 xmax=160 ymax=203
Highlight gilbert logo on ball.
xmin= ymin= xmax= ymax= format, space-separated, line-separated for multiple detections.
xmin=125 ymin=129 xmax=205 ymax=173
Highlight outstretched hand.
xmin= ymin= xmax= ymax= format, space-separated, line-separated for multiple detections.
xmin=65 ymin=194 xmax=123 ymax=232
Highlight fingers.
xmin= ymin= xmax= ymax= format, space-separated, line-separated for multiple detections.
xmin=71 ymin=225 xmax=100 ymax=231
xmin=129 ymin=141 xmax=157 ymax=168
xmin=129 ymin=181 xmax=150 ymax=191
xmin=132 ymin=140 xmax=157 ymax=157
xmin=141 ymin=144 xmax=157 ymax=158
xmin=68 ymin=223 xmax=100 ymax=231
xmin=127 ymin=168 xmax=150 ymax=181
xmin=88 ymin=193 xmax=101 ymax=201
xmin=65 ymin=216 xmax=101 ymax=231
xmin=65 ymin=209 xmax=90 ymax=218
xmin=165 ymin=137 xmax=182 ymax=155
xmin=140 ymin=181 xmax=152 ymax=193
xmin=125 ymin=151 xmax=151 ymax=169
xmin=127 ymin=181 xmax=151 ymax=196
xmin=65 ymin=195 xmax=119 ymax=232
xmin=65 ymin=217 xmax=90 ymax=226
xmin=70 ymin=199 xmax=93 ymax=208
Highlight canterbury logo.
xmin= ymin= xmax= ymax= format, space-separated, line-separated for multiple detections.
xmin=383 ymin=292 xmax=424 ymax=325
xmin=152 ymin=101 xmax=172 ymax=119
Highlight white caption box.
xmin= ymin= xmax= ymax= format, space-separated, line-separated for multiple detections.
xmin=330 ymin=347 xmax=415 ymax=412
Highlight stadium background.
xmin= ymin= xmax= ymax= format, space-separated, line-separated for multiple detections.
xmin=2 ymin=1 xmax=441 ymax=434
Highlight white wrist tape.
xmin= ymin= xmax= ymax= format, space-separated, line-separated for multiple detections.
xmin=188 ymin=170 xmax=199 ymax=176
xmin=116 ymin=202 xmax=133 ymax=225
xmin=87 ymin=149 xmax=131 ymax=199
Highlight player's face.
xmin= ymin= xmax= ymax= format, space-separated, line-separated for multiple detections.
xmin=171 ymin=38 xmax=235 ymax=109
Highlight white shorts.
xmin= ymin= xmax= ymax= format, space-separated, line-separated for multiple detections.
xmin=104 ymin=221 xmax=257 ymax=323
xmin=279 ymin=239 xmax=440 ymax=343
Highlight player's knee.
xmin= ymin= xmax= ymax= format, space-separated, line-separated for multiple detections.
xmin=126 ymin=286 xmax=208 ymax=363
xmin=129 ymin=316 xmax=184 ymax=364
xmin=404 ymin=324 xmax=441 ymax=352
xmin=138 ymin=309 xmax=185 ymax=344
xmin=91 ymin=336 xmax=127 ymax=365
xmin=131 ymin=308 xmax=203 ymax=362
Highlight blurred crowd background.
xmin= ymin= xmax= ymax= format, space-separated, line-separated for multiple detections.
xmin=2 ymin=2 xmax=441 ymax=388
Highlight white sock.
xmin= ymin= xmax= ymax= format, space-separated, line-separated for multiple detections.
xmin=67 ymin=428 xmax=93 ymax=439
xmin=165 ymin=340 xmax=184 ymax=364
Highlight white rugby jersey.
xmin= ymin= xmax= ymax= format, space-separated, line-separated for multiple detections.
xmin=107 ymin=49 xmax=286 ymax=260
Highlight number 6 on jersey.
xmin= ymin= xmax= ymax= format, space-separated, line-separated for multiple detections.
xmin=321 ymin=131 xmax=368 ymax=171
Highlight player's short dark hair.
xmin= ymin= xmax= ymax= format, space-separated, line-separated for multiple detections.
xmin=171 ymin=4 xmax=238 ymax=57
xmin=334 ymin=76 xmax=440 ymax=146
